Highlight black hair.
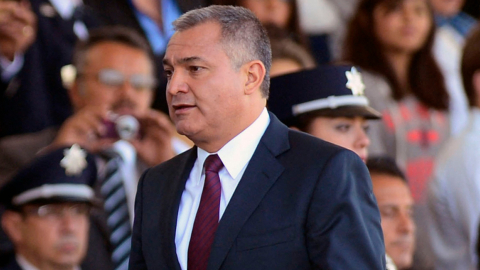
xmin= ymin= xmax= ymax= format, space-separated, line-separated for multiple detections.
xmin=366 ymin=156 xmax=407 ymax=183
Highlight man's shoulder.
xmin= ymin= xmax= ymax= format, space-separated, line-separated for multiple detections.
xmin=286 ymin=129 xmax=347 ymax=158
xmin=276 ymin=129 xmax=365 ymax=176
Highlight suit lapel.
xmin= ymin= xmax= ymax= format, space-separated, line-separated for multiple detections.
xmin=160 ymin=148 xmax=197 ymax=270
xmin=208 ymin=113 xmax=290 ymax=270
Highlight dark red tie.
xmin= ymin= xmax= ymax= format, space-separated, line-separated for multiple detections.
xmin=188 ymin=154 xmax=224 ymax=270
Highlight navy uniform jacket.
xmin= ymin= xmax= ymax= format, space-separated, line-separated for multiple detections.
xmin=129 ymin=112 xmax=386 ymax=270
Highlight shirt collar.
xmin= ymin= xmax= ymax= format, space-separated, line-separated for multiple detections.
xmin=196 ymin=108 xmax=270 ymax=180
xmin=49 ymin=0 xmax=82 ymax=19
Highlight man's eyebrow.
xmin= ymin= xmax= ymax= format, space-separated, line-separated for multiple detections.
xmin=163 ymin=56 xmax=205 ymax=66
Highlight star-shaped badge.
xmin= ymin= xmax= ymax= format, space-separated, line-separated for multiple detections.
xmin=60 ymin=144 xmax=87 ymax=176
xmin=345 ymin=67 xmax=365 ymax=96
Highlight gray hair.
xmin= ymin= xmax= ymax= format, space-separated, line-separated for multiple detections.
xmin=173 ymin=5 xmax=272 ymax=98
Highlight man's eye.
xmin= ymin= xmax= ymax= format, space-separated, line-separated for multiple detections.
xmin=164 ymin=69 xmax=173 ymax=78
xmin=189 ymin=66 xmax=203 ymax=72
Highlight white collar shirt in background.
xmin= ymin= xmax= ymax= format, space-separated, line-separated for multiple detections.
xmin=175 ymin=108 xmax=270 ymax=270
xmin=427 ymin=108 xmax=480 ymax=270
xmin=100 ymin=138 xmax=191 ymax=228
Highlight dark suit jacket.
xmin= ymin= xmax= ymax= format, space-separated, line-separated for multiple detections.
xmin=129 ymin=112 xmax=386 ymax=269
xmin=0 ymin=257 xmax=21 ymax=270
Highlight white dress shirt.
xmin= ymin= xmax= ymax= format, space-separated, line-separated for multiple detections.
xmin=427 ymin=108 xmax=480 ymax=270
xmin=175 ymin=108 xmax=270 ymax=270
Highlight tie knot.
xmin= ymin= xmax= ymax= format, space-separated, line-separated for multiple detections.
xmin=204 ymin=154 xmax=223 ymax=174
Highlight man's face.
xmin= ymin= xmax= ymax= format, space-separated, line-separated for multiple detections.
xmin=2 ymin=203 xmax=90 ymax=269
xmin=72 ymin=42 xmax=154 ymax=115
xmin=163 ymin=22 xmax=251 ymax=148
xmin=371 ymin=174 xmax=416 ymax=269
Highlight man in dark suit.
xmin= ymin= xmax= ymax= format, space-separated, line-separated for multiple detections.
xmin=0 ymin=145 xmax=97 ymax=270
xmin=0 ymin=26 xmax=186 ymax=270
xmin=129 ymin=5 xmax=386 ymax=270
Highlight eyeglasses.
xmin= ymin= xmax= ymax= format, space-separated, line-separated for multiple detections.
xmin=22 ymin=203 xmax=91 ymax=220
xmin=79 ymin=69 xmax=157 ymax=91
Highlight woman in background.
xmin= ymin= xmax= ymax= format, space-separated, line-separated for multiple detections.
xmin=268 ymin=65 xmax=382 ymax=163
xmin=342 ymin=0 xmax=450 ymax=268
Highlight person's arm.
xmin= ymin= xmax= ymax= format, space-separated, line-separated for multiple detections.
xmin=0 ymin=1 xmax=36 ymax=82
xmin=306 ymin=149 xmax=386 ymax=269
xmin=129 ymin=168 xmax=148 ymax=270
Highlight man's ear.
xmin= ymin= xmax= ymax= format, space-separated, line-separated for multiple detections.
xmin=244 ymin=60 xmax=266 ymax=95
xmin=2 ymin=211 xmax=24 ymax=244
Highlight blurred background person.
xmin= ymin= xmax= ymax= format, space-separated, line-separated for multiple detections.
xmin=430 ymin=0 xmax=476 ymax=135
xmin=0 ymin=146 xmax=97 ymax=270
xmin=212 ymin=0 xmax=310 ymax=49
xmin=0 ymin=26 xmax=190 ymax=270
xmin=268 ymin=65 xmax=381 ymax=162
xmin=367 ymin=156 xmax=416 ymax=270
xmin=0 ymin=0 xmax=100 ymax=139
xmin=427 ymin=24 xmax=480 ymax=270
xmin=342 ymin=0 xmax=450 ymax=268
xmin=0 ymin=26 xmax=184 ymax=184
xmin=266 ymin=25 xmax=316 ymax=77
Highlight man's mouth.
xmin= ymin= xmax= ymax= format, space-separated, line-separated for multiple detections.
xmin=172 ymin=104 xmax=195 ymax=112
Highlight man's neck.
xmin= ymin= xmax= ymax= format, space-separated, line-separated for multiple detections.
xmin=193 ymin=104 xmax=266 ymax=153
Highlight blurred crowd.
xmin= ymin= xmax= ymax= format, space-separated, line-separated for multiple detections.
xmin=0 ymin=0 xmax=479 ymax=269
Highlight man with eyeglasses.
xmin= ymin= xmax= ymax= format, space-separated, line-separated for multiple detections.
xmin=0 ymin=145 xmax=97 ymax=270
xmin=48 ymin=26 xmax=189 ymax=270
xmin=0 ymin=26 xmax=188 ymax=270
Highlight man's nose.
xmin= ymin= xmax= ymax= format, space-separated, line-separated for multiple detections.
xmin=118 ymin=79 xmax=137 ymax=97
xmin=167 ymin=71 xmax=189 ymax=96
xmin=398 ymin=212 xmax=415 ymax=234
xmin=59 ymin=212 xmax=79 ymax=232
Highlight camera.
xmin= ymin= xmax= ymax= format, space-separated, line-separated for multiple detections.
xmin=102 ymin=114 xmax=140 ymax=140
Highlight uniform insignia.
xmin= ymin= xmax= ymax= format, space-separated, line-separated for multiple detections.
xmin=345 ymin=67 xmax=365 ymax=96
xmin=60 ymin=144 xmax=87 ymax=176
